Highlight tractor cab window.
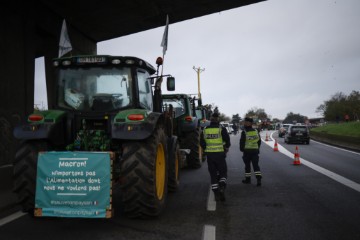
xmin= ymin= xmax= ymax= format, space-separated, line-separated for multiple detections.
xmin=162 ymin=98 xmax=185 ymax=118
xmin=57 ymin=67 xmax=132 ymax=111
xmin=137 ymin=69 xmax=153 ymax=110
xmin=195 ymin=109 xmax=203 ymax=119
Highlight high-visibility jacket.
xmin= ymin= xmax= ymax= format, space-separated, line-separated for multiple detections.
xmin=244 ymin=130 xmax=260 ymax=150
xmin=204 ymin=127 xmax=224 ymax=153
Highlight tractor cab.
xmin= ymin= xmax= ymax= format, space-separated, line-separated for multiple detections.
xmin=54 ymin=55 xmax=157 ymax=112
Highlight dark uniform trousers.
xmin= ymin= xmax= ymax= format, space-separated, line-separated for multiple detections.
xmin=207 ymin=152 xmax=227 ymax=191
xmin=243 ymin=151 xmax=261 ymax=179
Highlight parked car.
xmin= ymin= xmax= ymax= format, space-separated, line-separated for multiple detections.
xmin=278 ymin=124 xmax=292 ymax=137
xmin=284 ymin=125 xmax=310 ymax=144
xmin=220 ymin=122 xmax=233 ymax=134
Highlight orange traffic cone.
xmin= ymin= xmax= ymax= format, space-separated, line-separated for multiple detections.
xmin=293 ymin=146 xmax=301 ymax=165
xmin=273 ymin=140 xmax=279 ymax=152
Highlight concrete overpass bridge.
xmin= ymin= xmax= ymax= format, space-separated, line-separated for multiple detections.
xmin=0 ymin=0 xmax=264 ymax=168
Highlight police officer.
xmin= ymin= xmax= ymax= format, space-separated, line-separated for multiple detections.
xmin=239 ymin=117 xmax=262 ymax=186
xmin=200 ymin=112 xmax=231 ymax=201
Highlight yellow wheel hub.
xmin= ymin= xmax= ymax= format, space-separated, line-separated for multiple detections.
xmin=175 ymin=150 xmax=179 ymax=180
xmin=155 ymin=143 xmax=166 ymax=200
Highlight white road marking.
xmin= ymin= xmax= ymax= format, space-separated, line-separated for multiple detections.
xmin=207 ymin=186 xmax=216 ymax=211
xmin=263 ymin=132 xmax=360 ymax=193
xmin=0 ymin=164 xmax=12 ymax=169
xmin=202 ymin=225 xmax=216 ymax=240
xmin=0 ymin=211 xmax=26 ymax=227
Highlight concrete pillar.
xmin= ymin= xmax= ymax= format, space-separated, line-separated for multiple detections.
xmin=0 ymin=7 xmax=36 ymax=167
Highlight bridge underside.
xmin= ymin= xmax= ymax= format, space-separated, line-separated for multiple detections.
xmin=0 ymin=0 xmax=264 ymax=166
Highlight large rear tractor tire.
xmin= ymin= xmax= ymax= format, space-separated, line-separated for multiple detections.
xmin=167 ymin=138 xmax=180 ymax=192
xmin=181 ymin=128 xmax=202 ymax=169
xmin=13 ymin=141 xmax=50 ymax=213
xmin=120 ymin=126 xmax=168 ymax=218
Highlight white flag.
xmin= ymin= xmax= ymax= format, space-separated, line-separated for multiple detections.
xmin=59 ymin=20 xmax=73 ymax=57
xmin=160 ymin=15 xmax=169 ymax=55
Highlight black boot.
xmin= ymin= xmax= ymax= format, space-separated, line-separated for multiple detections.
xmin=219 ymin=183 xmax=226 ymax=202
xmin=213 ymin=190 xmax=220 ymax=202
xmin=256 ymin=177 xmax=262 ymax=187
xmin=242 ymin=177 xmax=251 ymax=184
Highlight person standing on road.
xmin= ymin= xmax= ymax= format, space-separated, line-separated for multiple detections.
xmin=239 ymin=117 xmax=262 ymax=186
xmin=200 ymin=112 xmax=231 ymax=201
xmin=345 ymin=114 xmax=350 ymax=122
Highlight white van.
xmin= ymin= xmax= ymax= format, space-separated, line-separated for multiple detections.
xmin=220 ymin=122 xmax=233 ymax=134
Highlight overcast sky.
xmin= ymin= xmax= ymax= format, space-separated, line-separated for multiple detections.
xmin=35 ymin=0 xmax=360 ymax=120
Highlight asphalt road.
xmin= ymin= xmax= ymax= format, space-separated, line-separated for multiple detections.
xmin=1 ymin=131 xmax=360 ymax=240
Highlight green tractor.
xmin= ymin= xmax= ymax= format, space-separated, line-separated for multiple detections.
xmin=13 ymin=55 xmax=180 ymax=218
xmin=162 ymin=94 xmax=202 ymax=169
xmin=193 ymin=97 xmax=211 ymax=129
xmin=193 ymin=97 xmax=211 ymax=162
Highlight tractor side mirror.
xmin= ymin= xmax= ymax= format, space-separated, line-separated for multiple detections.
xmin=167 ymin=76 xmax=175 ymax=91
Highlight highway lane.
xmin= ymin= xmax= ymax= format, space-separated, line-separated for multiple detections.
xmin=0 ymin=132 xmax=359 ymax=240
xmin=272 ymin=131 xmax=360 ymax=185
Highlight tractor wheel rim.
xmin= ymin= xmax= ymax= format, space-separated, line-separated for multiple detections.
xmin=175 ymin=151 xmax=179 ymax=180
xmin=198 ymin=145 xmax=202 ymax=163
xmin=156 ymin=143 xmax=166 ymax=200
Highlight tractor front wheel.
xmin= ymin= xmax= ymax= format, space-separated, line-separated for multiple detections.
xmin=167 ymin=138 xmax=180 ymax=192
xmin=181 ymin=128 xmax=202 ymax=169
xmin=120 ymin=126 xmax=168 ymax=218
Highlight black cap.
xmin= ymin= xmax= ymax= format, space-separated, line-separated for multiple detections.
xmin=245 ymin=117 xmax=253 ymax=123
xmin=212 ymin=112 xmax=219 ymax=118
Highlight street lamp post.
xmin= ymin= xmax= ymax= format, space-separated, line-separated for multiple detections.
xmin=193 ymin=66 xmax=205 ymax=100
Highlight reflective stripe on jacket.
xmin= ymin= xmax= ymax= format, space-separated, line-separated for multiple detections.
xmin=244 ymin=130 xmax=260 ymax=150
xmin=204 ymin=127 xmax=224 ymax=153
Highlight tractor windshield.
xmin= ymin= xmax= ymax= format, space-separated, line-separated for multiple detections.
xmin=57 ymin=67 xmax=133 ymax=111
xmin=162 ymin=98 xmax=186 ymax=118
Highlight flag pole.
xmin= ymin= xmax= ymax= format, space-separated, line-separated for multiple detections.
xmin=161 ymin=53 xmax=165 ymax=76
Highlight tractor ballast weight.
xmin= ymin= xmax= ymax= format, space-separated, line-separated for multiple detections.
xmin=13 ymin=55 xmax=180 ymax=219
